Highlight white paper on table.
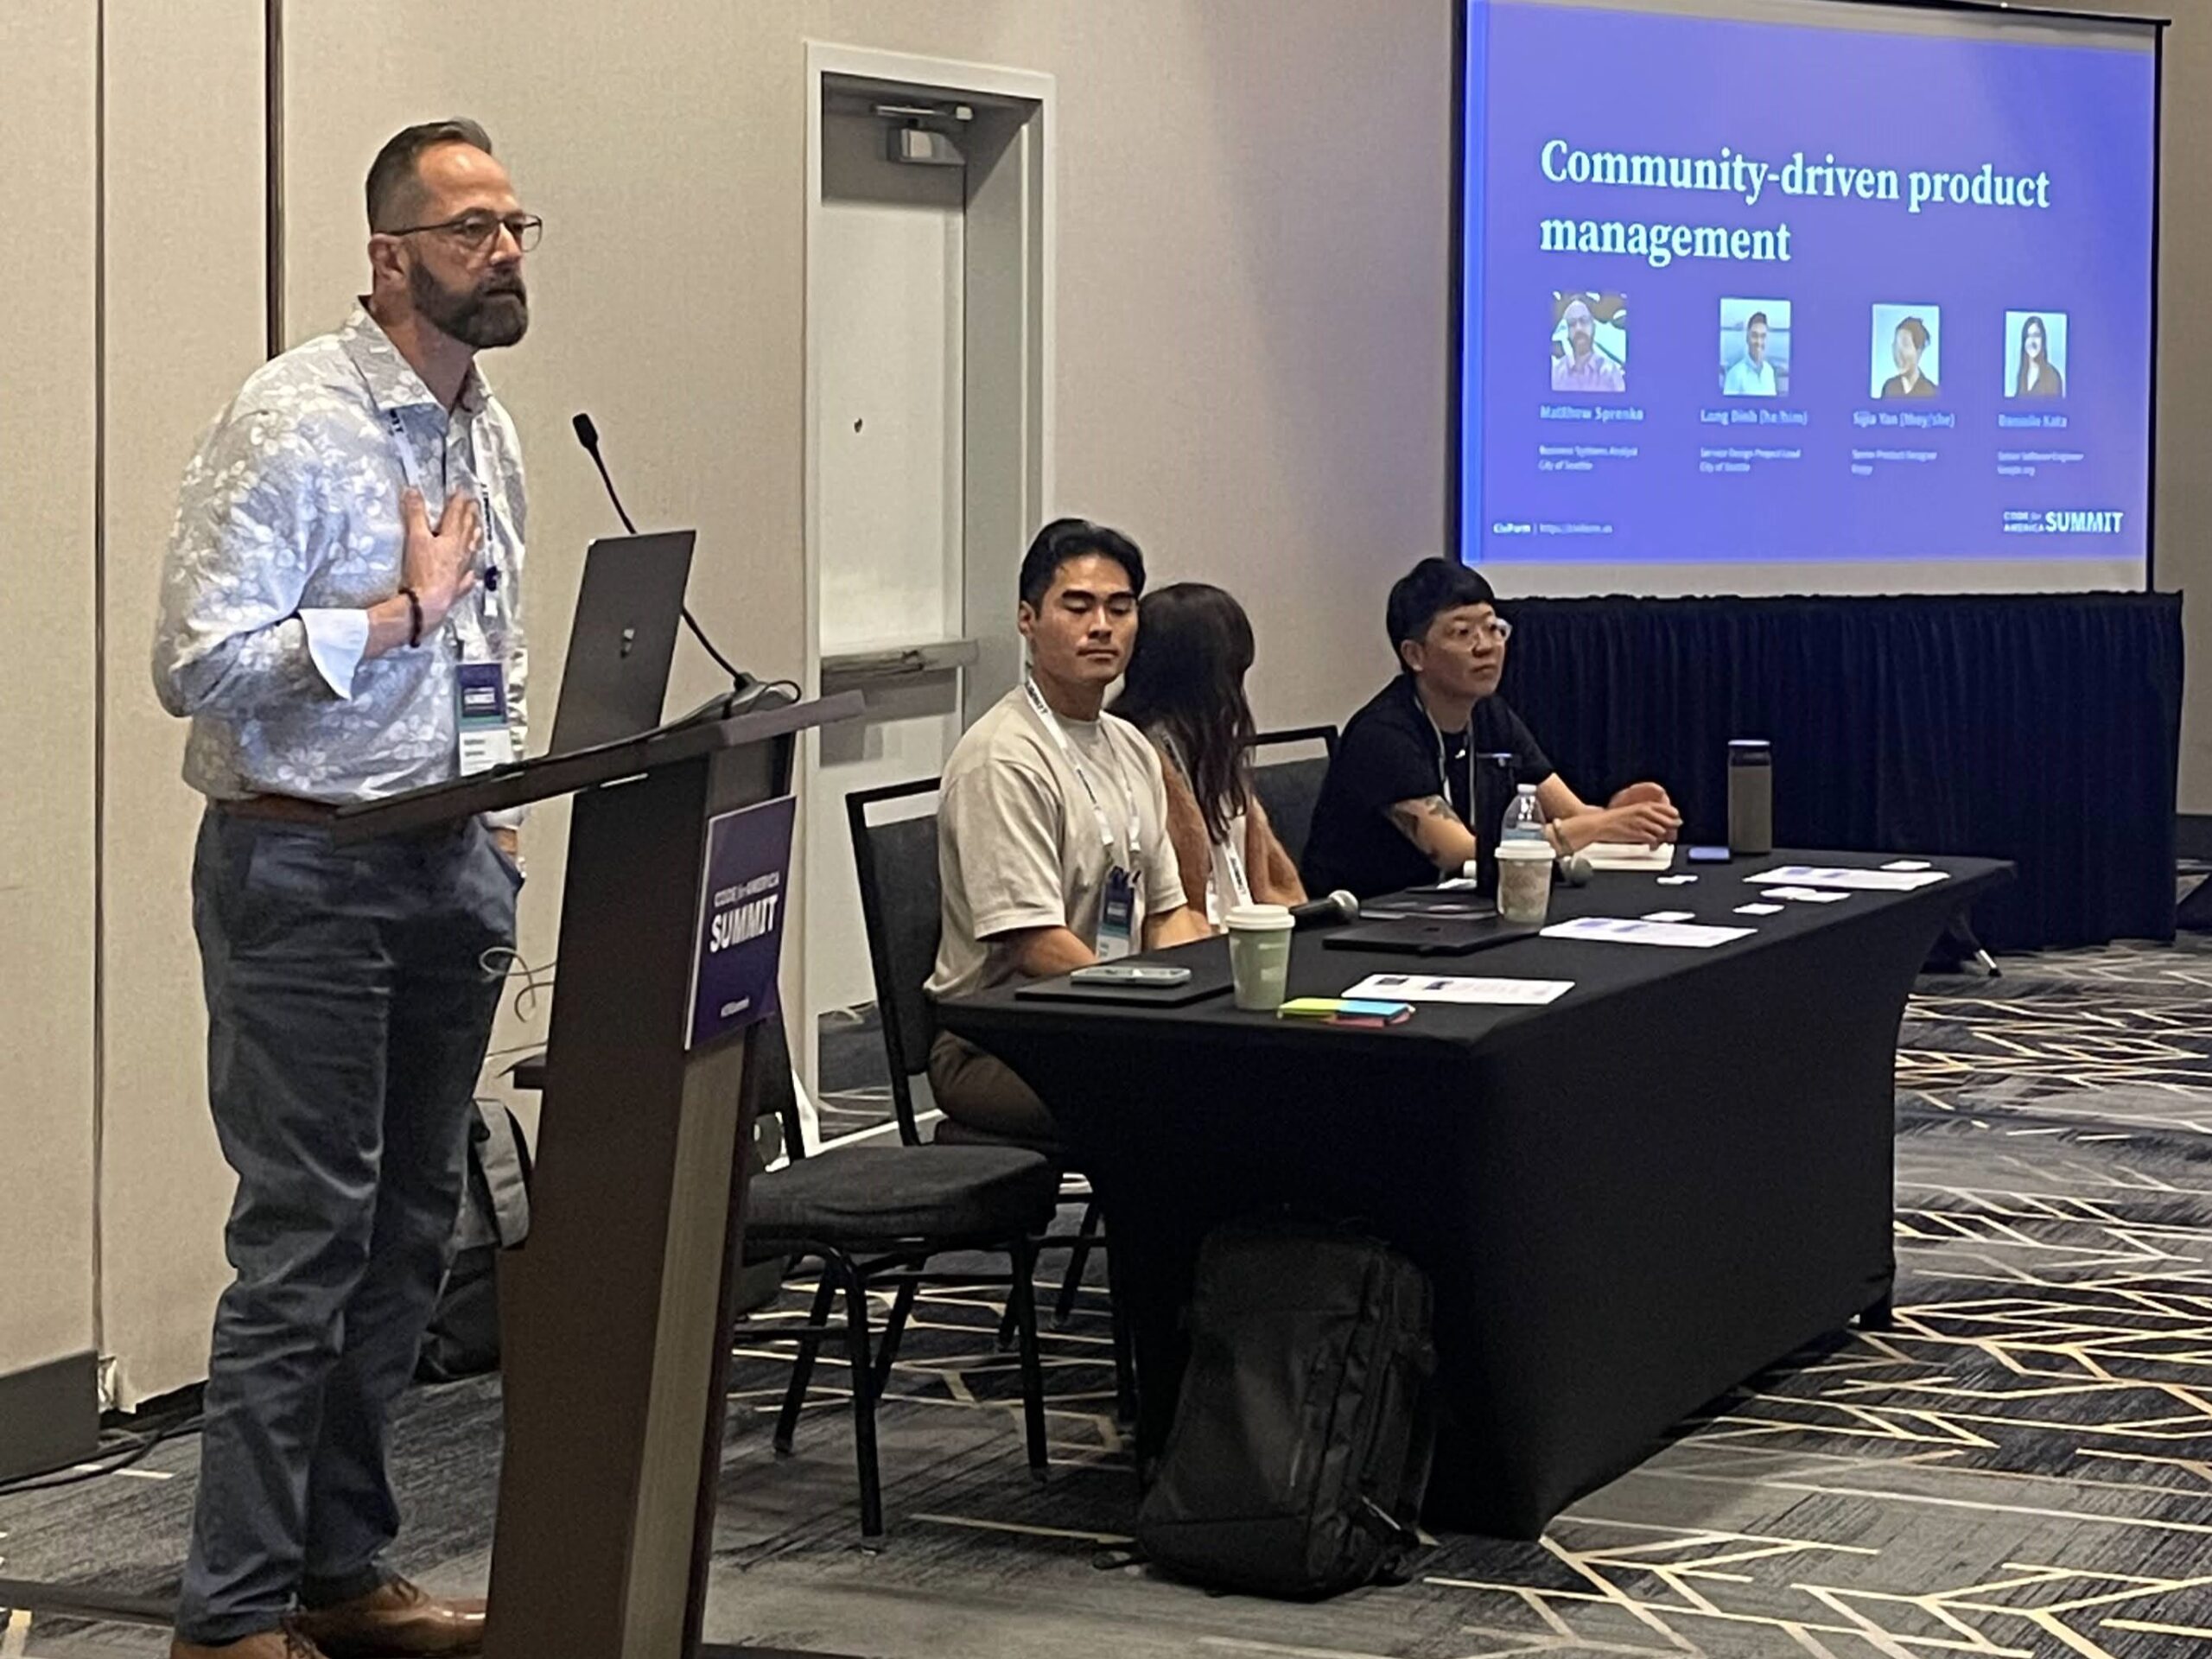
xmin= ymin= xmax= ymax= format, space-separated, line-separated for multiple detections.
xmin=1763 ymin=887 xmax=1849 ymax=904
xmin=1539 ymin=916 xmax=1754 ymax=950
xmin=1742 ymin=864 xmax=1950 ymax=893
xmin=1655 ymin=874 xmax=1699 ymax=887
xmin=1583 ymin=842 xmax=1677 ymax=871
xmin=1344 ymin=972 xmax=1574 ymax=1007
xmin=1735 ymin=903 xmax=1784 ymax=916
xmin=1642 ymin=911 xmax=1695 ymax=923
xmin=1883 ymin=861 xmax=1933 ymax=873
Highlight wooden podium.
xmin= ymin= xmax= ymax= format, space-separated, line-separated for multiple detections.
xmin=335 ymin=691 xmax=861 ymax=1659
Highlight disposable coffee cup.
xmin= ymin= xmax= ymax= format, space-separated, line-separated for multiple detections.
xmin=1495 ymin=841 xmax=1555 ymax=925
xmin=1224 ymin=903 xmax=1296 ymax=1012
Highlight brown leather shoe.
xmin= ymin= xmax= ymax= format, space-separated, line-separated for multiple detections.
xmin=169 ymin=1629 xmax=330 ymax=1658
xmin=290 ymin=1578 xmax=486 ymax=1658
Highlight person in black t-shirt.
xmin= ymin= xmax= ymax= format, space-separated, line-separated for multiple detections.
xmin=1301 ymin=559 xmax=1681 ymax=899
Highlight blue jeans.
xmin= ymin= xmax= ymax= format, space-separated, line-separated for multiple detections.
xmin=176 ymin=809 xmax=518 ymax=1644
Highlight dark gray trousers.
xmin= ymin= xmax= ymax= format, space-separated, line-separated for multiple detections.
xmin=176 ymin=809 xmax=517 ymax=1644
xmin=927 ymin=1030 xmax=1055 ymax=1141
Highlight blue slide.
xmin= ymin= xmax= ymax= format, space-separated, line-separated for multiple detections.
xmin=1456 ymin=0 xmax=2158 ymax=575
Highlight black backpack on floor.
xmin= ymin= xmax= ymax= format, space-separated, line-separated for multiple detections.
xmin=417 ymin=1101 xmax=534 ymax=1382
xmin=1135 ymin=1217 xmax=1438 ymax=1599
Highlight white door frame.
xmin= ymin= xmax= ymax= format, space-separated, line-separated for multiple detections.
xmin=799 ymin=42 xmax=1056 ymax=1090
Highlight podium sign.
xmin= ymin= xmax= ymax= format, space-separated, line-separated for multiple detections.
xmin=687 ymin=795 xmax=796 ymax=1049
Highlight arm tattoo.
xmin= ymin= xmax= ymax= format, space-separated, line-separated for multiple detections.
xmin=1388 ymin=795 xmax=1465 ymax=842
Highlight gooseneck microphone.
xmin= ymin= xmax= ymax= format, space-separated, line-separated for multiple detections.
xmin=571 ymin=411 xmax=750 ymax=691
xmin=570 ymin=413 xmax=637 ymax=533
xmin=1289 ymin=890 xmax=1362 ymax=929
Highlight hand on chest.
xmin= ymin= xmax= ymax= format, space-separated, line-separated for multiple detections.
xmin=319 ymin=424 xmax=506 ymax=615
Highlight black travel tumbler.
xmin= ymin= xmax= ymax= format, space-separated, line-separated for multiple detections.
xmin=1727 ymin=739 xmax=1773 ymax=856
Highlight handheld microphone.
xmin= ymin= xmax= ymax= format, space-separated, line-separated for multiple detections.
xmin=571 ymin=410 xmax=751 ymax=692
xmin=1289 ymin=890 xmax=1362 ymax=929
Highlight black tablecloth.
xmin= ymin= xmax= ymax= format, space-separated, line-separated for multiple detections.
xmin=1495 ymin=593 xmax=2178 ymax=950
xmin=940 ymin=852 xmax=2012 ymax=1536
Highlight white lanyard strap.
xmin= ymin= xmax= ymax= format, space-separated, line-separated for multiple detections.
xmin=380 ymin=402 xmax=506 ymax=623
xmin=1408 ymin=677 xmax=1473 ymax=809
xmin=1217 ymin=837 xmax=1254 ymax=910
xmin=381 ymin=405 xmax=427 ymax=493
xmin=1430 ymin=715 xmax=1473 ymax=810
xmin=1163 ymin=729 xmax=1252 ymax=910
xmin=1023 ymin=677 xmax=1144 ymax=864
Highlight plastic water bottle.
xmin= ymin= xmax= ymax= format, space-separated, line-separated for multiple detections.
xmin=1501 ymin=783 xmax=1546 ymax=846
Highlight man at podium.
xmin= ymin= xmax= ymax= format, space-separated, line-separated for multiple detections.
xmin=150 ymin=119 xmax=537 ymax=1658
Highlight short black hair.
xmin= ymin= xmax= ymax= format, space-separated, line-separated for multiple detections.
xmin=366 ymin=118 xmax=495 ymax=232
xmin=1017 ymin=518 xmax=1147 ymax=609
xmin=1746 ymin=310 xmax=1769 ymax=331
xmin=1386 ymin=558 xmax=1496 ymax=662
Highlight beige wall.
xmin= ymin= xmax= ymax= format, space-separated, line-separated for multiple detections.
xmin=0 ymin=0 xmax=99 ymax=1382
xmin=10 ymin=1 xmax=2206 ymax=1401
xmin=94 ymin=0 xmax=269 ymax=1404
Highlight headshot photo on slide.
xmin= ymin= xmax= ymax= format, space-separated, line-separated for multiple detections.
xmin=1720 ymin=298 xmax=1789 ymax=397
xmin=1872 ymin=303 xmax=1942 ymax=400
xmin=1551 ymin=291 xmax=1628 ymax=393
xmin=2006 ymin=310 xmax=2068 ymax=399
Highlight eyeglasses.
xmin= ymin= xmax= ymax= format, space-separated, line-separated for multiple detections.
xmin=1442 ymin=616 xmax=1514 ymax=646
xmin=385 ymin=212 xmax=543 ymax=253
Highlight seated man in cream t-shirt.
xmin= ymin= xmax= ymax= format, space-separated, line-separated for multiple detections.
xmin=927 ymin=519 xmax=1211 ymax=1139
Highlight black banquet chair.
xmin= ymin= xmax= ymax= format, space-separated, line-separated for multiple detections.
xmin=845 ymin=778 xmax=1137 ymax=1419
xmin=505 ymin=1021 xmax=1055 ymax=1540
xmin=1246 ymin=724 xmax=1338 ymax=869
xmin=734 ymin=1013 xmax=1058 ymax=1538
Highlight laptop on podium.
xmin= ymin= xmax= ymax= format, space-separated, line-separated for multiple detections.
xmin=545 ymin=531 xmax=696 ymax=754
xmin=336 ymin=531 xmax=698 ymax=827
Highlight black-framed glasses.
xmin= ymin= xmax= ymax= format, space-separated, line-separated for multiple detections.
xmin=385 ymin=212 xmax=543 ymax=253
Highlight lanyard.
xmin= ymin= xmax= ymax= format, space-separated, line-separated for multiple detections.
xmin=1416 ymin=683 xmax=1475 ymax=810
xmin=1433 ymin=721 xmax=1474 ymax=815
xmin=1213 ymin=838 xmax=1254 ymax=919
xmin=1160 ymin=729 xmax=1252 ymax=914
xmin=378 ymin=402 xmax=506 ymax=623
xmin=1023 ymin=677 xmax=1144 ymax=868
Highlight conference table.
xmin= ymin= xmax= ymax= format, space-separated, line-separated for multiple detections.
xmin=937 ymin=849 xmax=2012 ymax=1538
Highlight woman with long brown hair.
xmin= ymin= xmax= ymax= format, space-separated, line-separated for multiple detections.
xmin=1112 ymin=582 xmax=1305 ymax=925
xmin=2013 ymin=314 xmax=2064 ymax=399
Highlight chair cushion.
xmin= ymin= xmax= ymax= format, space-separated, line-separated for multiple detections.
xmin=744 ymin=1144 xmax=1059 ymax=1249
xmin=931 ymin=1117 xmax=1068 ymax=1165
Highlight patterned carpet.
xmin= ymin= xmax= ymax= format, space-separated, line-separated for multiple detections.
xmin=10 ymin=925 xmax=2212 ymax=1656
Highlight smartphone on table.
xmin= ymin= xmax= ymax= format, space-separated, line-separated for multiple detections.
xmin=1068 ymin=963 xmax=1193 ymax=987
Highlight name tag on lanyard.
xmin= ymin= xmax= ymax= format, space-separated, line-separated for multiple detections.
xmin=454 ymin=660 xmax=515 ymax=775
xmin=1098 ymin=867 xmax=1141 ymax=960
xmin=384 ymin=403 xmax=511 ymax=779
xmin=1022 ymin=677 xmax=1147 ymax=958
